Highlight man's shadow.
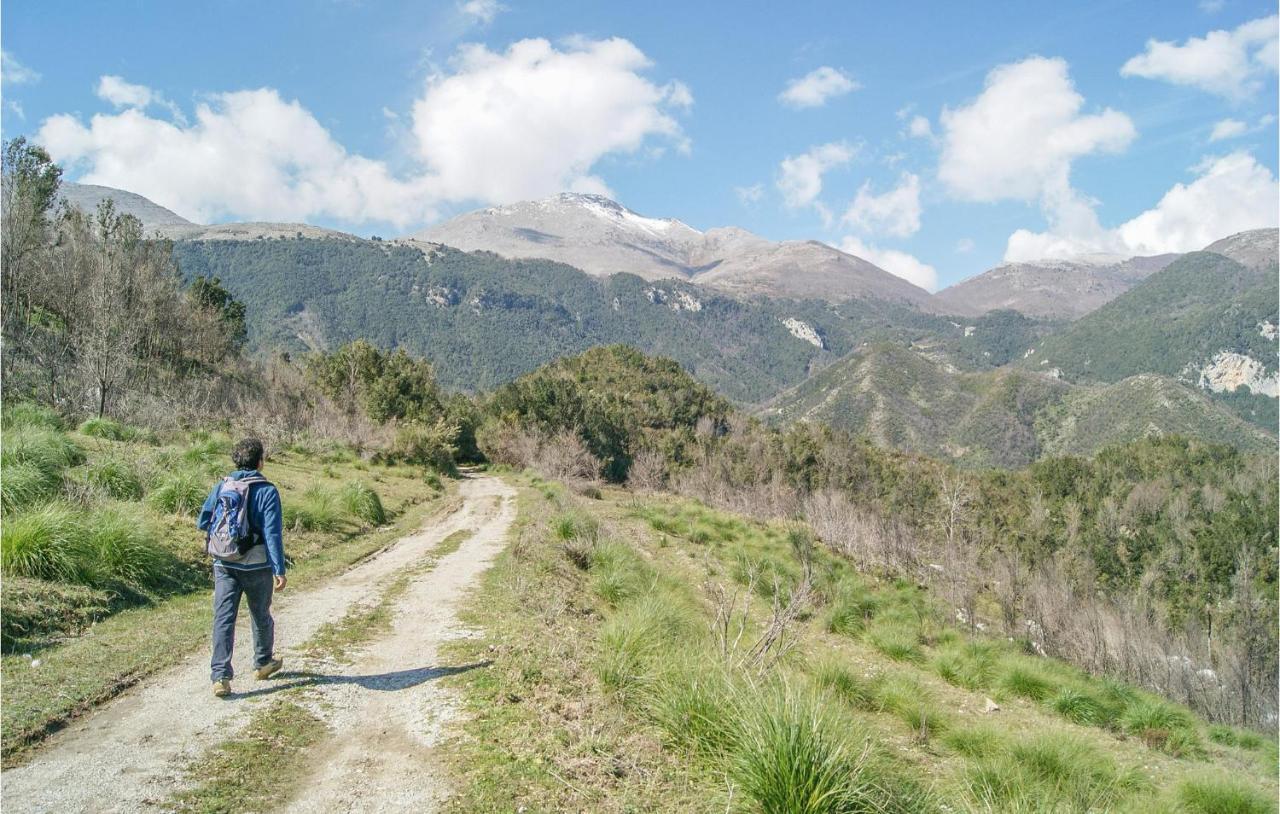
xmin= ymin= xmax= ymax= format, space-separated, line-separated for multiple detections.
xmin=226 ymin=660 xmax=491 ymax=699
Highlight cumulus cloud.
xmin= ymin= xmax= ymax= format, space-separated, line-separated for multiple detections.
xmin=1004 ymin=151 xmax=1279 ymax=259
xmin=411 ymin=37 xmax=691 ymax=203
xmin=842 ymin=172 xmax=921 ymax=237
xmin=458 ymin=0 xmax=504 ymax=24
xmin=939 ymin=56 xmax=1135 ymax=203
xmin=779 ymin=66 xmax=859 ymax=108
xmin=1209 ymin=117 xmax=1247 ymax=140
xmin=2 ymin=51 xmax=39 ymax=85
xmin=1121 ymin=15 xmax=1278 ymax=99
xmin=37 ymin=37 xmax=690 ymax=229
xmin=776 ymin=141 xmax=857 ymax=216
xmin=839 ymin=236 xmax=938 ymax=292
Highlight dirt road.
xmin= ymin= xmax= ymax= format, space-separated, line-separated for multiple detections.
xmin=2 ymin=475 xmax=516 ymax=813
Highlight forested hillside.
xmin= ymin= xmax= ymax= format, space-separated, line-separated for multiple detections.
xmin=170 ymin=237 xmax=1046 ymax=402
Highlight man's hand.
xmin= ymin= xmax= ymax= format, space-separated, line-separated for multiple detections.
xmin=274 ymin=574 xmax=288 ymax=591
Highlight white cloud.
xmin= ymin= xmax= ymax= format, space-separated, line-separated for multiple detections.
xmin=939 ymin=56 xmax=1135 ymax=203
xmin=1004 ymin=151 xmax=1279 ymax=259
xmin=955 ymin=237 xmax=975 ymax=253
xmin=39 ymin=38 xmax=691 ymax=229
xmin=1199 ymin=0 xmax=1225 ymax=12
xmin=839 ymin=236 xmax=938 ymax=292
xmin=411 ymin=37 xmax=691 ymax=204
xmin=907 ymin=115 xmax=932 ymax=138
xmin=842 ymin=172 xmax=921 ymax=237
xmin=1209 ymin=117 xmax=1247 ymax=140
xmin=779 ymin=66 xmax=859 ymax=109
xmin=776 ymin=141 xmax=856 ymax=213
xmin=97 ymin=76 xmax=157 ymax=108
xmin=458 ymin=0 xmax=504 ymax=24
xmin=1117 ymin=151 xmax=1279 ymax=254
xmin=735 ymin=183 xmax=764 ymax=205
xmin=1120 ymin=15 xmax=1278 ymax=100
xmin=1 ymin=51 xmax=39 ymax=85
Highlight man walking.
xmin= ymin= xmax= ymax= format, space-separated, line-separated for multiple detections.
xmin=198 ymin=437 xmax=287 ymax=697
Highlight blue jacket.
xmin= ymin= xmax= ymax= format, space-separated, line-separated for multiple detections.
xmin=197 ymin=470 xmax=286 ymax=575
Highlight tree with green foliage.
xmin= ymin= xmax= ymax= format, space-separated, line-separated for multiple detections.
xmin=188 ymin=276 xmax=248 ymax=344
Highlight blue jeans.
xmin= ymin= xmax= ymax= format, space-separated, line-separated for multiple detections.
xmin=210 ymin=565 xmax=275 ymax=682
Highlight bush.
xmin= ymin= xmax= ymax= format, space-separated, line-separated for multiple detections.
xmin=389 ymin=419 xmax=458 ymax=474
xmin=283 ymin=484 xmax=343 ymax=532
xmin=78 ymin=417 xmax=137 ymax=441
xmin=1176 ymin=775 xmax=1274 ymax=814
xmin=3 ymin=402 xmax=64 ymax=430
xmin=147 ymin=469 xmax=208 ymax=517
xmin=1 ymin=503 xmax=90 ymax=582
xmin=339 ymin=481 xmax=386 ymax=526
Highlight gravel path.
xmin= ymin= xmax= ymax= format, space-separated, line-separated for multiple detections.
xmin=2 ymin=475 xmax=516 ymax=813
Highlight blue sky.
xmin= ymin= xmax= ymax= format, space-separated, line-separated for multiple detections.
xmin=3 ymin=0 xmax=1277 ymax=289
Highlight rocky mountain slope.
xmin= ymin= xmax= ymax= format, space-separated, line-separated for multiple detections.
xmin=931 ymin=254 xmax=1179 ymax=319
xmin=413 ymin=193 xmax=935 ymax=306
xmin=59 ymin=182 xmax=359 ymax=242
xmin=759 ymin=342 xmax=1274 ymax=467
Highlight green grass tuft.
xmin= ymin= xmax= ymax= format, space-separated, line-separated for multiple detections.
xmin=283 ymin=484 xmax=344 ymax=532
xmin=1 ymin=503 xmax=90 ymax=582
xmin=146 ymin=469 xmax=207 ymax=517
xmin=77 ymin=417 xmax=137 ymax=442
xmin=596 ymin=590 xmax=696 ymax=697
xmin=866 ymin=619 xmax=925 ymax=663
xmin=1 ymin=460 xmax=62 ymax=514
xmin=998 ymin=660 xmax=1060 ymax=701
xmin=1119 ymin=696 xmax=1206 ymax=757
xmin=81 ymin=457 xmax=145 ymax=501
xmin=1049 ymin=687 xmax=1110 ymax=727
xmin=338 ymin=480 xmax=386 ymax=526
xmin=812 ymin=659 xmax=875 ymax=710
xmin=942 ymin=725 xmax=1008 ymax=758
xmin=1175 ymin=774 xmax=1275 ymax=814
xmin=3 ymin=402 xmax=64 ymax=431
xmin=965 ymin=732 xmax=1150 ymax=812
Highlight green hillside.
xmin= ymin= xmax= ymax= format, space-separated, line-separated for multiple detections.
xmin=1028 ymin=251 xmax=1278 ymax=429
xmin=760 ymin=343 xmax=1273 ymax=467
xmin=170 ymin=239 xmax=1048 ymax=403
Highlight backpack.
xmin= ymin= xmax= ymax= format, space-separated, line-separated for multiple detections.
xmin=205 ymin=475 xmax=270 ymax=562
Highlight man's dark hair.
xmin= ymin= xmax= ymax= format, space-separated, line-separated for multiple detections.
xmin=232 ymin=438 xmax=265 ymax=470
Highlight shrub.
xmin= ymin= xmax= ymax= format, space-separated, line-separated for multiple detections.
xmin=389 ymin=419 xmax=458 ymax=474
xmin=3 ymin=402 xmax=64 ymax=430
xmin=1176 ymin=775 xmax=1274 ymax=814
xmin=147 ymin=470 xmax=208 ymax=517
xmin=78 ymin=417 xmax=137 ymax=441
xmin=283 ymin=485 xmax=343 ymax=532
xmin=1 ymin=503 xmax=89 ymax=582
xmin=82 ymin=458 xmax=145 ymax=501
xmin=339 ymin=481 xmax=386 ymax=526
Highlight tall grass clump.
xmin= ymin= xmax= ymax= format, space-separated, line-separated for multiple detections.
xmin=1175 ymin=774 xmax=1274 ymax=814
xmin=1 ymin=460 xmax=62 ymax=514
xmin=812 ymin=659 xmax=875 ymax=711
xmin=82 ymin=503 xmax=170 ymax=591
xmin=865 ymin=618 xmax=924 ymax=663
xmin=872 ymin=673 xmax=949 ymax=740
xmin=643 ymin=654 xmax=738 ymax=757
xmin=3 ymin=425 xmax=85 ymax=473
xmin=731 ymin=683 xmax=934 ymax=814
xmin=1 ymin=503 xmax=90 ymax=582
xmin=81 ymin=457 xmax=145 ymax=501
xmin=1206 ymin=725 xmax=1265 ymax=751
xmin=77 ymin=417 xmax=137 ymax=441
xmin=283 ymin=484 xmax=343 ymax=532
xmin=1048 ymin=687 xmax=1110 ymax=727
xmin=3 ymin=402 xmax=64 ymax=430
xmin=942 ymin=726 xmax=1008 ymax=759
xmin=964 ymin=732 xmax=1149 ymax=812
xmin=1119 ymin=696 xmax=1205 ymax=757
xmin=181 ymin=436 xmax=231 ymax=469
xmin=997 ymin=658 xmax=1060 ymax=701
xmin=339 ymin=481 xmax=386 ymax=527
xmin=933 ymin=640 xmax=1000 ymax=690
xmin=588 ymin=539 xmax=654 ymax=607
xmin=595 ymin=590 xmax=696 ymax=698
xmin=824 ymin=579 xmax=879 ymax=636
xmin=146 ymin=469 xmax=208 ymax=517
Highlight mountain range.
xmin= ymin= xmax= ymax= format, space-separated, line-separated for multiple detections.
xmin=60 ymin=181 xmax=1279 ymax=464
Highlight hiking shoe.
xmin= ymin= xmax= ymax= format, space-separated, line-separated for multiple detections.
xmin=255 ymin=658 xmax=283 ymax=680
xmin=212 ymin=679 xmax=232 ymax=697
